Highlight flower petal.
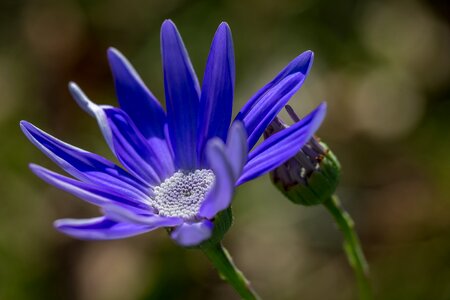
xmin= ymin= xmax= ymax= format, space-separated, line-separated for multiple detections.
xmin=237 ymin=72 xmax=305 ymax=149
xmin=237 ymin=50 xmax=313 ymax=118
xmin=161 ymin=20 xmax=200 ymax=170
xmin=20 ymin=121 xmax=148 ymax=196
xmin=55 ymin=217 xmax=155 ymax=240
xmin=102 ymin=108 xmax=171 ymax=184
xmin=197 ymin=22 xmax=235 ymax=163
xmin=69 ymin=83 xmax=174 ymax=182
xmin=198 ymin=138 xmax=235 ymax=219
xmin=107 ymin=47 xmax=166 ymax=140
xmin=237 ymin=102 xmax=326 ymax=185
xmin=102 ymin=204 xmax=184 ymax=227
xmin=30 ymin=164 xmax=150 ymax=210
xmin=107 ymin=48 xmax=174 ymax=171
xmin=225 ymin=121 xmax=247 ymax=181
xmin=170 ymin=220 xmax=214 ymax=247
xmin=68 ymin=82 xmax=115 ymax=150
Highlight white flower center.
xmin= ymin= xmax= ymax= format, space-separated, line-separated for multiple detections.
xmin=151 ymin=169 xmax=215 ymax=219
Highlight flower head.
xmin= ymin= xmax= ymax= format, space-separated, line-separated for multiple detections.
xmin=21 ymin=20 xmax=326 ymax=247
xmin=265 ymin=105 xmax=340 ymax=206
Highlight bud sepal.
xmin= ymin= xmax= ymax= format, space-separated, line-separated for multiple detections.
xmin=272 ymin=140 xmax=340 ymax=206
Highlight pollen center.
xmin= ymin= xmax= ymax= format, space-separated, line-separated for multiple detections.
xmin=151 ymin=169 xmax=215 ymax=219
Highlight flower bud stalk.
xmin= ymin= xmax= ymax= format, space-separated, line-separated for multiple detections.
xmin=266 ymin=105 xmax=372 ymax=300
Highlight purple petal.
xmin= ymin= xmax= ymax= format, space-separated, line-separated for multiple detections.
xmin=55 ymin=217 xmax=154 ymax=240
xmin=237 ymin=50 xmax=313 ymax=118
xmin=102 ymin=204 xmax=183 ymax=227
xmin=30 ymin=164 xmax=150 ymax=211
xmin=197 ymin=22 xmax=235 ymax=164
xmin=237 ymin=103 xmax=326 ymax=185
xmin=237 ymin=72 xmax=305 ymax=150
xmin=69 ymin=83 xmax=174 ymax=182
xmin=20 ymin=121 xmax=148 ymax=196
xmin=225 ymin=121 xmax=248 ymax=181
xmin=170 ymin=220 xmax=214 ymax=247
xmin=199 ymin=139 xmax=235 ymax=219
xmin=102 ymin=108 xmax=172 ymax=184
xmin=107 ymin=47 xmax=166 ymax=140
xmin=107 ymin=48 xmax=174 ymax=173
xmin=161 ymin=20 xmax=200 ymax=170
xmin=68 ymin=82 xmax=103 ymax=119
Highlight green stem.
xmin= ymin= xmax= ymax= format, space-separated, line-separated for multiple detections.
xmin=323 ymin=195 xmax=372 ymax=300
xmin=201 ymin=243 xmax=261 ymax=300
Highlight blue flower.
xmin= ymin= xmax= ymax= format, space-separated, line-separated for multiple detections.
xmin=21 ymin=20 xmax=326 ymax=247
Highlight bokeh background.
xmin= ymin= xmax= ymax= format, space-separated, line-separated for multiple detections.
xmin=1 ymin=0 xmax=449 ymax=299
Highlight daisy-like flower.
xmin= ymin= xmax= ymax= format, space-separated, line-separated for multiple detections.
xmin=21 ymin=20 xmax=326 ymax=247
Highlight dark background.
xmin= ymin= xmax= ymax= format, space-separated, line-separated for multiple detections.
xmin=0 ymin=0 xmax=449 ymax=299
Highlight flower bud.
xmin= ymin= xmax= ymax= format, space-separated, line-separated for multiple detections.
xmin=265 ymin=105 xmax=340 ymax=206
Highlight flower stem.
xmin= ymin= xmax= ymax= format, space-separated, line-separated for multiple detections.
xmin=201 ymin=243 xmax=261 ymax=300
xmin=323 ymin=195 xmax=372 ymax=300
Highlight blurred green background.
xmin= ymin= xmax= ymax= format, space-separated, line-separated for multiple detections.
xmin=1 ymin=0 xmax=449 ymax=299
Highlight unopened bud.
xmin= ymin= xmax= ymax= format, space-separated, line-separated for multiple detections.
xmin=265 ymin=105 xmax=340 ymax=206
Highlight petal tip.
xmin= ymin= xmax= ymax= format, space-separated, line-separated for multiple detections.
xmin=20 ymin=121 xmax=36 ymax=139
xmin=107 ymin=47 xmax=131 ymax=79
xmin=67 ymin=81 xmax=78 ymax=91
xmin=207 ymin=137 xmax=226 ymax=153
xmin=319 ymin=101 xmax=327 ymax=109
xmin=53 ymin=219 xmax=62 ymax=229
xmin=218 ymin=21 xmax=231 ymax=31
xmin=53 ymin=218 xmax=73 ymax=230
xmin=231 ymin=119 xmax=244 ymax=131
xmin=215 ymin=22 xmax=232 ymax=43
xmin=305 ymin=50 xmax=314 ymax=57
xmin=29 ymin=164 xmax=48 ymax=180
xmin=19 ymin=120 xmax=29 ymax=130
xmin=68 ymin=82 xmax=82 ymax=100
xmin=281 ymin=72 xmax=305 ymax=87
xmin=304 ymin=50 xmax=314 ymax=70
xmin=107 ymin=47 xmax=131 ymax=73
xmin=28 ymin=162 xmax=40 ymax=171
xmin=107 ymin=46 xmax=118 ymax=53
xmin=171 ymin=221 xmax=213 ymax=247
xmin=300 ymin=50 xmax=313 ymax=62
xmin=317 ymin=101 xmax=328 ymax=117
xmin=294 ymin=50 xmax=314 ymax=75
xmin=161 ymin=19 xmax=177 ymax=32
xmin=107 ymin=47 xmax=121 ymax=61
xmin=161 ymin=20 xmax=182 ymax=49
xmin=68 ymin=82 xmax=96 ymax=117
